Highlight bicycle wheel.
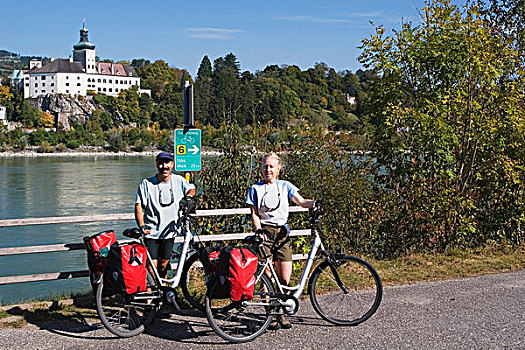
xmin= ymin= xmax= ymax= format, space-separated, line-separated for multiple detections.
xmin=309 ymin=255 xmax=382 ymax=326
xmin=180 ymin=252 xmax=209 ymax=311
xmin=96 ymin=271 xmax=159 ymax=337
xmin=205 ymin=273 xmax=274 ymax=343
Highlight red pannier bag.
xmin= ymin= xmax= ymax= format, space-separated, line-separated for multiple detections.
xmin=209 ymin=250 xmax=220 ymax=274
xmin=228 ymin=247 xmax=258 ymax=302
xmin=106 ymin=242 xmax=148 ymax=294
xmin=83 ymin=230 xmax=117 ymax=289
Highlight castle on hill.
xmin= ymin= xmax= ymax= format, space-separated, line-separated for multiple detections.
xmin=10 ymin=20 xmax=149 ymax=98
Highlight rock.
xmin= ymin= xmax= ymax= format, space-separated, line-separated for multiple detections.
xmin=27 ymin=94 xmax=104 ymax=130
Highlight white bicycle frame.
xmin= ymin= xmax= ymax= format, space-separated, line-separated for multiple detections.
xmin=136 ymin=218 xmax=194 ymax=289
xmin=255 ymin=226 xmax=325 ymax=303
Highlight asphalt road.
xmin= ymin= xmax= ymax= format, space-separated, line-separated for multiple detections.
xmin=1 ymin=269 xmax=524 ymax=350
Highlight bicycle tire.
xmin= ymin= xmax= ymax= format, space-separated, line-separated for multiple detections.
xmin=309 ymin=255 xmax=382 ymax=326
xmin=180 ymin=252 xmax=209 ymax=311
xmin=205 ymin=273 xmax=274 ymax=343
xmin=96 ymin=271 xmax=159 ymax=337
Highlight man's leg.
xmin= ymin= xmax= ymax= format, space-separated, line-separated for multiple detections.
xmin=157 ymin=259 xmax=170 ymax=279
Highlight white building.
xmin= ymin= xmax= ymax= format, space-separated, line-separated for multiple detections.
xmin=0 ymin=105 xmax=6 ymax=126
xmin=17 ymin=20 xmax=147 ymax=98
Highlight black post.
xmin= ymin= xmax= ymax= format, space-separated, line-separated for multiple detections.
xmin=183 ymin=81 xmax=194 ymax=132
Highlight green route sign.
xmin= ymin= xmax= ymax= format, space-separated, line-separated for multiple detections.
xmin=174 ymin=129 xmax=202 ymax=172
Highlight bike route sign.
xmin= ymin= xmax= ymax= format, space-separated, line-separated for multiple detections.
xmin=174 ymin=129 xmax=202 ymax=171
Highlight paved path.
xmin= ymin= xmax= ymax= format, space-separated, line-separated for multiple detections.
xmin=1 ymin=270 xmax=524 ymax=350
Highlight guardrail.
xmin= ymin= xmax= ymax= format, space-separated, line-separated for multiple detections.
xmin=0 ymin=207 xmax=310 ymax=285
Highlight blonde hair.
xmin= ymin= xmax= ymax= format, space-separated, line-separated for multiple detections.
xmin=262 ymin=152 xmax=281 ymax=166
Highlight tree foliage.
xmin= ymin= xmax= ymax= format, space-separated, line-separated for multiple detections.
xmin=359 ymin=0 xmax=525 ymax=254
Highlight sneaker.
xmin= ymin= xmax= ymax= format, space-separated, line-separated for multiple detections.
xmin=279 ymin=314 xmax=292 ymax=329
xmin=268 ymin=317 xmax=281 ymax=330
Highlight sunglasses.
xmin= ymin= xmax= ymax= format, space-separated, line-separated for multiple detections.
xmin=262 ymin=184 xmax=281 ymax=212
xmin=159 ymin=188 xmax=174 ymax=207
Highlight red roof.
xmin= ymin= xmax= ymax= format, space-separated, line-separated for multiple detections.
xmin=96 ymin=62 xmax=136 ymax=77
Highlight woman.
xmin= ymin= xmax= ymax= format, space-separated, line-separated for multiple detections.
xmin=245 ymin=152 xmax=318 ymax=330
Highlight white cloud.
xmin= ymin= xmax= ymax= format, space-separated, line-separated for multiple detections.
xmin=184 ymin=27 xmax=243 ymax=40
xmin=273 ymin=15 xmax=349 ymax=23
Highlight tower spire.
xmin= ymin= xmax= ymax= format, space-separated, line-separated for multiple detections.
xmin=74 ymin=18 xmax=95 ymax=50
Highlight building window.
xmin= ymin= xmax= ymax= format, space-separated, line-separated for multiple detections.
xmin=51 ymin=83 xmax=54 ymax=86
xmin=103 ymin=79 xmax=106 ymax=83
xmin=25 ymin=83 xmax=29 ymax=86
xmin=129 ymin=72 xmax=132 ymax=76
xmin=98 ymin=79 xmax=101 ymax=83
xmin=77 ymin=83 xmax=81 ymax=86
xmin=109 ymin=88 xmax=112 ymax=92
xmin=41 ymin=76 xmax=46 ymax=80
xmin=102 ymin=71 xmax=105 ymax=74
xmin=42 ymin=90 xmax=45 ymax=93
xmin=66 ymin=90 xmax=69 ymax=93
xmin=98 ymin=88 xmax=101 ymax=91
xmin=66 ymin=83 xmax=69 ymax=86
xmin=25 ymin=77 xmax=29 ymax=80
xmin=42 ymin=83 xmax=45 ymax=86
xmin=66 ymin=76 xmax=69 ymax=79
xmin=35 ymin=83 xmax=38 ymax=87
xmin=115 ymin=80 xmax=119 ymax=84
xmin=115 ymin=88 xmax=119 ymax=92
xmin=117 ymin=71 xmax=121 ymax=76
xmin=109 ymin=79 xmax=112 ymax=83
xmin=77 ymin=76 xmax=80 ymax=80
xmin=103 ymin=88 xmax=106 ymax=92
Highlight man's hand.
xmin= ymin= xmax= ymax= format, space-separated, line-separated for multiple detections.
xmin=140 ymin=225 xmax=151 ymax=235
xmin=255 ymin=228 xmax=268 ymax=241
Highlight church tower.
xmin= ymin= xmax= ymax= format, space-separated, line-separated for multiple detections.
xmin=73 ymin=19 xmax=96 ymax=74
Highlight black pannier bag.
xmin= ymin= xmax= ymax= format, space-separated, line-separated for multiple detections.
xmin=105 ymin=242 xmax=148 ymax=295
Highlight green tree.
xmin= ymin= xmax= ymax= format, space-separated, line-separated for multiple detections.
xmin=359 ymin=0 xmax=525 ymax=252
xmin=195 ymin=56 xmax=213 ymax=125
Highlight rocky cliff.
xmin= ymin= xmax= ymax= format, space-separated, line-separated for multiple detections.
xmin=28 ymin=94 xmax=102 ymax=130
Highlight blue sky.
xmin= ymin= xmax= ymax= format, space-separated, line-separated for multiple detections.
xmin=0 ymin=0 xmax=463 ymax=77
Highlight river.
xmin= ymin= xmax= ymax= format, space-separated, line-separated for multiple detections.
xmin=0 ymin=155 xmax=162 ymax=305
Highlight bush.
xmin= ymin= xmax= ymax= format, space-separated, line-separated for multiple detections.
xmin=37 ymin=141 xmax=54 ymax=153
xmin=56 ymin=143 xmax=67 ymax=152
xmin=66 ymin=140 xmax=80 ymax=149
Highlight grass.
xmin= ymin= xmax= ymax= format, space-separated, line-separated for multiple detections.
xmin=0 ymin=243 xmax=523 ymax=329
xmin=372 ymin=243 xmax=525 ymax=286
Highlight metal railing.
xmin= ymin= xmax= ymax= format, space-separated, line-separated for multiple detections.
xmin=0 ymin=207 xmax=310 ymax=285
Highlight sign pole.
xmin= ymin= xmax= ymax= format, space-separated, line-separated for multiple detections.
xmin=183 ymin=81 xmax=195 ymax=182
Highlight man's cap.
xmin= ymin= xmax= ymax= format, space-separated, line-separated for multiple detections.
xmin=156 ymin=151 xmax=173 ymax=161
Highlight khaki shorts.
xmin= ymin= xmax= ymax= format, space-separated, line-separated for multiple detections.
xmin=261 ymin=225 xmax=292 ymax=262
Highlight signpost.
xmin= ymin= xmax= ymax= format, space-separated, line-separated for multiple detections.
xmin=174 ymin=128 xmax=201 ymax=172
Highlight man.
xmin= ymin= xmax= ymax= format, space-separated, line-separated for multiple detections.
xmin=245 ymin=152 xmax=318 ymax=330
xmin=135 ymin=151 xmax=195 ymax=279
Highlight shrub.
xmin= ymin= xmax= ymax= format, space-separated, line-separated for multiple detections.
xmin=66 ymin=140 xmax=80 ymax=149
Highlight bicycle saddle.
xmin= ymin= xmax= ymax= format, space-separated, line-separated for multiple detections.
xmin=123 ymin=228 xmax=142 ymax=239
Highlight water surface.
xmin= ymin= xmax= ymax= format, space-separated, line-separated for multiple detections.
xmin=0 ymin=155 xmax=160 ymax=304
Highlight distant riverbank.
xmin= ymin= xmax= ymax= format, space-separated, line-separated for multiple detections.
xmin=0 ymin=146 xmax=221 ymax=157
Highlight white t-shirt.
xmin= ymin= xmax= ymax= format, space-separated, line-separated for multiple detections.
xmin=136 ymin=174 xmax=194 ymax=239
xmin=245 ymin=180 xmax=299 ymax=226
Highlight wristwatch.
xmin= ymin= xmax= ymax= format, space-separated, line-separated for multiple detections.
xmin=140 ymin=225 xmax=149 ymax=231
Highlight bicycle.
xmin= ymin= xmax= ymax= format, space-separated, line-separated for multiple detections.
xmin=94 ymin=199 xmax=214 ymax=337
xmin=204 ymin=207 xmax=383 ymax=343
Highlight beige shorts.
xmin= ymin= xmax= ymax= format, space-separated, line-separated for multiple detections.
xmin=261 ymin=225 xmax=292 ymax=262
